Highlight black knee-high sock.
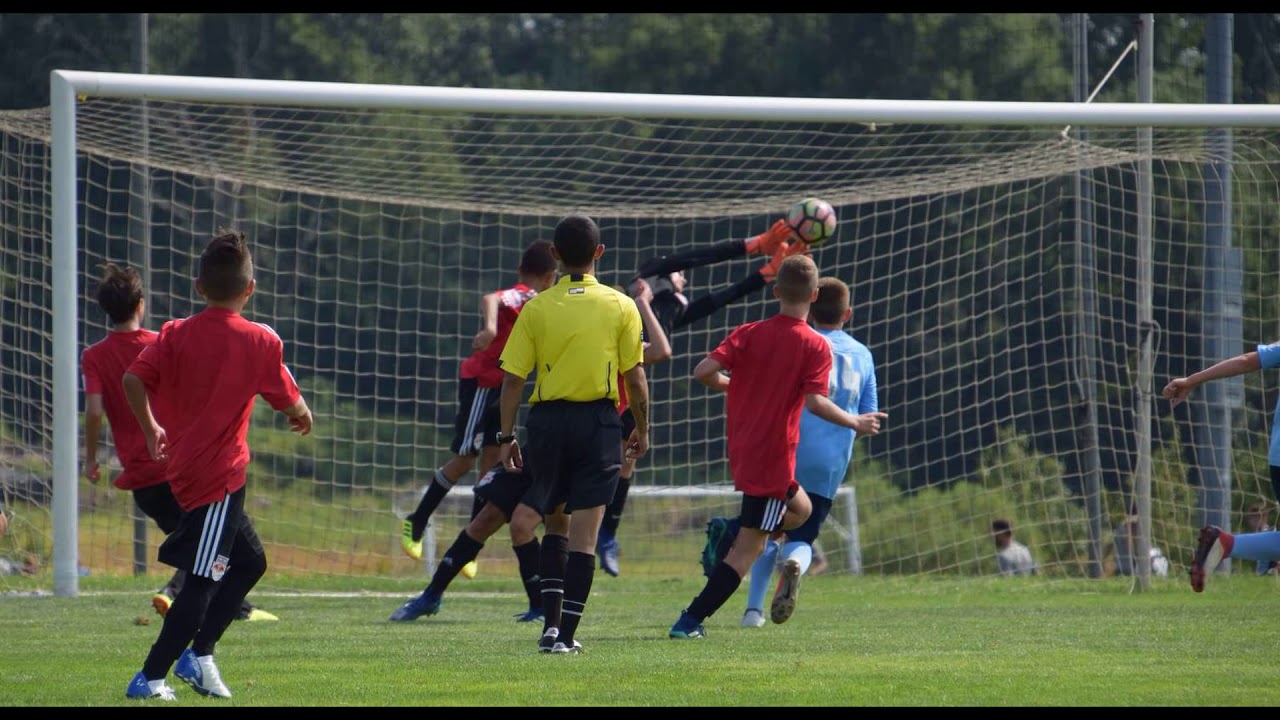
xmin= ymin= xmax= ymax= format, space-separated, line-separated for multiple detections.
xmin=142 ymin=574 xmax=217 ymax=679
xmin=540 ymin=534 xmax=569 ymax=632
xmin=686 ymin=561 xmax=743 ymax=621
xmin=409 ymin=469 xmax=455 ymax=540
xmin=191 ymin=552 xmax=267 ymax=657
xmin=602 ymin=476 xmax=632 ymax=537
xmin=558 ymin=551 xmax=596 ymax=644
xmin=427 ymin=530 xmax=484 ymax=596
xmin=513 ymin=538 xmax=541 ymax=609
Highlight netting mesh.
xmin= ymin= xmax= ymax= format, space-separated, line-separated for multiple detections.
xmin=2 ymin=96 xmax=1280 ymax=587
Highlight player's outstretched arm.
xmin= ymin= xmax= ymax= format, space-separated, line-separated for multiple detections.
xmin=633 ymin=280 xmax=672 ymax=366
xmin=281 ymin=397 xmax=313 ymax=436
xmin=122 ymin=371 xmax=168 ymax=461
xmin=1163 ymin=351 xmax=1261 ymax=408
xmin=693 ymin=357 xmax=730 ymax=393
xmin=805 ymin=393 xmax=887 ymax=435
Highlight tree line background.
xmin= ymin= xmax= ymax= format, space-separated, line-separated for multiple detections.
xmin=4 ymin=13 xmax=1280 ymax=576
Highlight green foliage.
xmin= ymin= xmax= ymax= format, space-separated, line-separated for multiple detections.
xmin=6 ymin=576 xmax=1280 ymax=705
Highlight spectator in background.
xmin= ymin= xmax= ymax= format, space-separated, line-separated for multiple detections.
xmin=0 ymin=496 xmax=38 ymax=576
xmin=992 ymin=518 xmax=1036 ymax=576
xmin=1244 ymin=503 xmax=1278 ymax=576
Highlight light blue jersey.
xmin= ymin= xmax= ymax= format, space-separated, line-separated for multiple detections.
xmin=1259 ymin=341 xmax=1280 ymax=466
xmin=794 ymin=328 xmax=878 ymax=500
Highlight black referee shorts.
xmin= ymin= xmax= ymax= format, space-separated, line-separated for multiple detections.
xmin=524 ymin=399 xmax=623 ymax=515
xmin=158 ymin=487 xmax=264 ymax=581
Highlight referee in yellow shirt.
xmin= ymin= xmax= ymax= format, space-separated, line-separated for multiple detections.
xmin=497 ymin=215 xmax=650 ymax=655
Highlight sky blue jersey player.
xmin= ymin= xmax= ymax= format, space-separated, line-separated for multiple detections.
xmin=1164 ymin=341 xmax=1280 ymax=592
xmin=742 ymin=276 xmax=884 ymax=627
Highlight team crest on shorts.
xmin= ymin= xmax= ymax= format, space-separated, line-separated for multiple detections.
xmin=211 ymin=555 xmax=230 ymax=581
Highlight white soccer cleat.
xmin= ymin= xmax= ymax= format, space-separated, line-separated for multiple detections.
xmin=174 ymin=648 xmax=232 ymax=698
xmin=740 ymin=609 xmax=766 ymax=628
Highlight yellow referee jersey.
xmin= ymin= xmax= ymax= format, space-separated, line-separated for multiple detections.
xmin=498 ymin=273 xmax=643 ymax=405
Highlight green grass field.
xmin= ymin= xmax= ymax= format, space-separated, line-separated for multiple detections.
xmin=3 ymin=572 xmax=1279 ymax=706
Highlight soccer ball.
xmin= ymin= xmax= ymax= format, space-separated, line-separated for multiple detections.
xmin=785 ymin=197 xmax=838 ymax=247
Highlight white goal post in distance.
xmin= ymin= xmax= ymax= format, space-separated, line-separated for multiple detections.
xmin=43 ymin=69 xmax=1280 ymax=597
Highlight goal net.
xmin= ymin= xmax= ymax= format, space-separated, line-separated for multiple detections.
xmin=2 ymin=86 xmax=1280 ymax=590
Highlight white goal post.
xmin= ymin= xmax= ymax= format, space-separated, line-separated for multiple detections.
xmin=45 ymin=69 xmax=1280 ymax=597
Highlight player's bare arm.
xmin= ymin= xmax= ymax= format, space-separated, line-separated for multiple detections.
xmin=498 ymin=371 xmax=526 ymax=471
xmin=83 ymin=393 xmax=104 ymax=482
xmin=634 ymin=279 xmax=673 ymax=366
xmin=472 ymin=292 xmax=501 ymax=351
xmin=805 ymin=393 xmax=887 ymax=435
xmin=693 ymin=357 xmax=730 ymax=393
xmin=122 ymin=371 xmax=168 ymax=461
xmin=1163 ymin=351 xmax=1261 ymax=408
xmin=622 ymin=364 xmax=650 ymax=461
xmin=282 ymin=397 xmax=314 ymax=436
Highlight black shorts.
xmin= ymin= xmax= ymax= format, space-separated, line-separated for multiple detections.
xmin=474 ymin=463 xmax=535 ymax=521
xmin=786 ymin=492 xmax=833 ymax=545
xmin=524 ymin=400 xmax=623 ymax=515
xmin=451 ymin=378 xmax=501 ymax=456
xmin=739 ymin=490 xmax=796 ymax=533
xmin=158 ymin=487 xmax=264 ymax=581
xmin=131 ymin=483 xmax=183 ymax=535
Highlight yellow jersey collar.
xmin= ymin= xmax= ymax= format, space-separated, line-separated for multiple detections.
xmin=558 ymin=273 xmax=599 ymax=286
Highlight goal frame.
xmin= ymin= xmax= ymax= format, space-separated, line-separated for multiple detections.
xmin=48 ymin=68 xmax=1280 ymax=596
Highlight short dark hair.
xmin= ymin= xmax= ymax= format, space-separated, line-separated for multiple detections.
xmin=811 ymin=277 xmax=850 ymax=325
xmin=775 ymin=255 xmax=819 ymax=304
xmin=519 ymin=240 xmax=557 ymax=276
xmin=553 ymin=215 xmax=600 ymax=268
xmin=991 ymin=519 xmax=1012 ymax=535
xmin=96 ymin=263 xmax=144 ymax=324
xmin=198 ymin=229 xmax=253 ymax=302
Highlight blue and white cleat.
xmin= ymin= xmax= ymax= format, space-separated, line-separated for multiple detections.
xmin=388 ymin=590 xmax=442 ymax=622
xmin=668 ymin=611 xmax=706 ymax=639
xmin=125 ymin=671 xmax=177 ymax=701
xmin=174 ymin=648 xmax=231 ymax=698
xmin=598 ymin=533 xmax=621 ymax=578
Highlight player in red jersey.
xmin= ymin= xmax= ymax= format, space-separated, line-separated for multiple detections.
xmin=667 ymin=255 xmax=886 ymax=639
xmin=83 ymin=263 xmax=276 ymax=622
xmin=398 ymin=241 xmax=558 ymax=574
xmin=121 ymin=230 xmax=312 ymax=700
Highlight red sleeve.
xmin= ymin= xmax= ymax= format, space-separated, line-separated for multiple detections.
xmin=259 ymin=332 xmax=302 ymax=411
xmin=81 ymin=348 xmax=102 ymax=394
xmin=127 ymin=321 xmax=174 ymax=389
xmin=707 ymin=325 xmax=747 ymax=371
xmin=801 ymin=337 xmax=833 ymax=397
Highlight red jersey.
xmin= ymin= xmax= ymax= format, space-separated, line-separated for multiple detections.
xmin=708 ymin=314 xmax=832 ymax=499
xmin=81 ymin=329 xmax=167 ymax=490
xmin=127 ymin=308 xmax=302 ymax=511
xmin=459 ymin=283 xmax=538 ymax=388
